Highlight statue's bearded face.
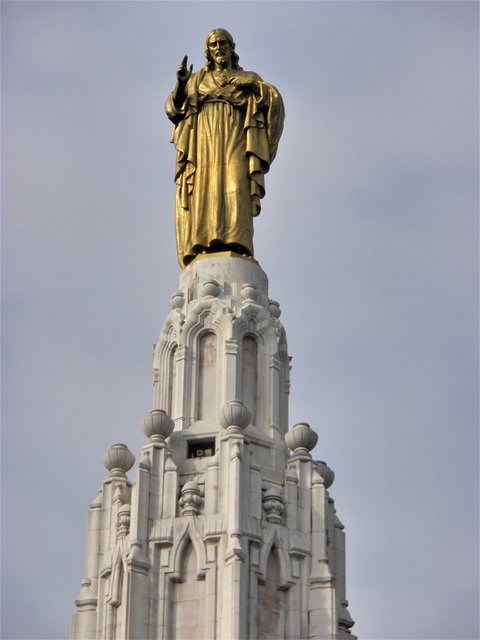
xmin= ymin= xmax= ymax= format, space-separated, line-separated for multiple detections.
xmin=207 ymin=32 xmax=233 ymax=68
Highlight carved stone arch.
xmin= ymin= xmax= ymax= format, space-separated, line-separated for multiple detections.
xmin=230 ymin=315 xmax=252 ymax=339
xmin=212 ymin=308 xmax=234 ymax=338
xmin=159 ymin=316 xmax=174 ymax=341
xmin=231 ymin=315 xmax=249 ymax=341
xmin=182 ymin=305 xmax=216 ymax=347
xmin=181 ymin=301 xmax=215 ymax=342
xmin=197 ymin=307 xmax=215 ymax=331
xmin=232 ymin=314 xmax=281 ymax=431
xmin=196 ymin=330 xmax=218 ymax=421
xmin=233 ymin=308 xmax=279 ymax=355
xmin=183 ymin=298 xmax=226 ymax=341
xmin=231 ymin=313 xmax=270 ymax=350
xmin=153 ymin=332 xmax=179 ymax=414
xmin=234 ymin=303 xmax=261 ymax=329
xmin=154 ymin=323 xmax=176 ymax=371
xmin=179 ymin=308 xmax=224 ymax=367
xmin=261 ymin=322 xmax=283 ymax=355
xmin=277 ymin=340 xmax=291 ymax=435
xmin=166 ymin=343 xmax=178 ymax=417
xmin=258 ymin=527 xmax=292 ymax=590
xmin=178 ymin=304 xmax=223 ymax=425
xmin=240 ymin=333 xmax=259 ymax=424
xmin=154 ymin=339 xmax=179 ymax=415
xmin=170 ymin=520 xmax=207 ymax=582
xmin=231 ymin=316 xmax=263 ymax=421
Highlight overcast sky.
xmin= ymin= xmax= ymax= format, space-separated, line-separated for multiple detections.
xmin=2 ymin=1 xmax=478 ymax=639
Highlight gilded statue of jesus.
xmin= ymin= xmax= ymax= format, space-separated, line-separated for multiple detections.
xmin=166 ymin=28 xmax=285 ymax=268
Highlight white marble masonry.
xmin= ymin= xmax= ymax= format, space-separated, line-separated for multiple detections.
xmin=71 ymin=254 xmax=356 ymax=639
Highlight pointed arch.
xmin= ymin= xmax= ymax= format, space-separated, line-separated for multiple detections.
xmin=170 ymin=539 xmax=206 ymax=639
xmin=256 ymin=544 xmax=287 ymax=639
xmin=170 ymin=520 xmax=207 ymax=582
xmin=259 ymin=527 xmax=292 ymax=590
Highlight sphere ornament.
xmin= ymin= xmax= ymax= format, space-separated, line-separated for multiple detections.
xmin=241 ymin=282 xmax=258 ymax=302
xmin=102 ymin=443 xmax=135 ymax=477
xmin=202 ymin=280 xmax=220 ymax=297
xmin=219 ymin=400 xmax=251 ymax=433
xmin=142 ymin=409 xmax=175 ymax=443
xmin=285 ymin=422 xmax=318 ymax=458
xmin=169 ymin=291 xmax=185 ymax=310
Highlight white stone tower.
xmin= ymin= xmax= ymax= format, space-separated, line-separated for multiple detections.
xmin=71 ymin=253 xmax=356 ymax=639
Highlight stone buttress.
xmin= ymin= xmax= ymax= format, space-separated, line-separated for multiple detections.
xmin=71 ymin=255 xmax=356 ymax=639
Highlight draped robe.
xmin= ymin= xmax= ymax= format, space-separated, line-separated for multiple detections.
xmin=165 ymin=68 xmax=284 ymax=267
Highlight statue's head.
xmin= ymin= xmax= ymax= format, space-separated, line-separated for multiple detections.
xmin=204 ymin=28 xmax=240 ymax=70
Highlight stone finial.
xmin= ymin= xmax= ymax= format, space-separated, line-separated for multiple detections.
xmin=338 ymin=600 xmax=356 ymax=632
xmin=75 ymin=578 xmax=97 ymax=611
xmin=219 ymin=400 xmax=251 ymax=434
xmin=315 ymin=460 xmax=335 ymax=488
xmin=102 ymin=443 xmax=135 ymax=478
xmin=142 ymin=409 xmax=175 ymax=443
xmin=285 ymin=422 xmax=318 ymax=458
xmin=116 ymin=504 xmax=131 ymax=538
xmin=262 ymin=487 xmax=285 ymax=524
xmin=179 ymin=481 xmax=203 ymax=515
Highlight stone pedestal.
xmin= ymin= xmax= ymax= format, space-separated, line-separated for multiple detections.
xmin=71 ymin=255 xmax=356 ymax=639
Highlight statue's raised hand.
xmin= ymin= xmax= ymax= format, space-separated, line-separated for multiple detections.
xmin=176 ymin=55 xmax=193 ymax=84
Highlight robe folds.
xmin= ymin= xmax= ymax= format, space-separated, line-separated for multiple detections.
xmin=166 ymin=68 xmax=284 ymax=267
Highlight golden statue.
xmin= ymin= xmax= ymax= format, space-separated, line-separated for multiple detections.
xmin=166 ymin=28 xmax=285 ymax=268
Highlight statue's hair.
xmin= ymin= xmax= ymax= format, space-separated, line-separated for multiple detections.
xmin=204 ymin=28 xmax=241 ymax=70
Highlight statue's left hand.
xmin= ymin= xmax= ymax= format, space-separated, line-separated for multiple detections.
xmin=230 ymin=76 xmax=260 ymax=94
